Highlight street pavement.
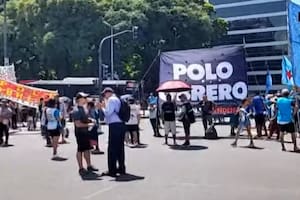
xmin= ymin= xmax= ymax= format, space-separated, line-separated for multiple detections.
xmin=1 ymin=119 xmax=300 ymax=200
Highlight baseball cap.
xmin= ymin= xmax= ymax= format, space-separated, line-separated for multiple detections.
xmin=76 ymin=92 xmax=89 ymax=100
xmin=101 ymin=87 xmax=114 ymax=95
xmin=281 ymin=88 xmax=290 ymax=95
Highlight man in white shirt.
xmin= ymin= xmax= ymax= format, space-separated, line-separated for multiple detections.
xmin=100 ymin=88 xmax=126 ymax=177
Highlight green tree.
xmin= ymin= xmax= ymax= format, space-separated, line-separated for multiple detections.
xmin=0 ymin=0 xmax=227 ymax=89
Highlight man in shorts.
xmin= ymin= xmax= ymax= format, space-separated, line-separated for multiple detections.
xmin=277 ymin=89 xmax=299 ymax=152
xmin=73 ymin=92 xmax=98 ymax=176
xmin=161 ymin=94 xmax=177 ymax=145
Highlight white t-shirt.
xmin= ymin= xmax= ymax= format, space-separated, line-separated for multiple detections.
xmin=149 ymin=107 xmax=157 ymax=119
xmin=126 ymin=104 xmax=140 ymax=125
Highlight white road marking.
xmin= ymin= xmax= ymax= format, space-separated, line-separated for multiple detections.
xmin=82 ymin=185 xmax=118 ymax=199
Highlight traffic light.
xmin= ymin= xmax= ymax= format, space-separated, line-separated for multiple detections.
xmin=102 ymin=64 xmax=110 ymax=80
xmin=132 ymin=26 xmax=139 ymax=40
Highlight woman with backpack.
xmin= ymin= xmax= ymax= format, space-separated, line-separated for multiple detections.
xmin=45 ymin=99 xmax=62 ymax=160
xmin=178 ymin=94 xmax=195 ymax=146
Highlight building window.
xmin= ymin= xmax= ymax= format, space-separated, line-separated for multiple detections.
xmin=246 ymin=45 xmax=288 ymax=57
xmin=223 ymin=30 xmax=287 ymax=44
xmin=216 ymin=1 xmax=286 ymax=18
xmin=248 ymin=60 xmax=283 ymax=71
xmin=248 ymin=74 xmax=281 ymax=85
xmin=229 ymin=16 xmax=287 ymax=30
xmin=210 ymin=0 xmax=251 ymax=4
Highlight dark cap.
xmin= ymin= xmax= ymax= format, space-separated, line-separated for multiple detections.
xmin=179 ymin=94 xmax=187 ymax=99
xmin=76 ymin=92 xmax=89 ymax=100
xmin=101 ymin=87 xmax=114 ymax=95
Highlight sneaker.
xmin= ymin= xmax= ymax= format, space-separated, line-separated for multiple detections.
xmin=117 ymin=168 xmax=126 ymax=175
xmin=51 ymin=155 xmax=59 ymax=160
xmin=101 ymin=171 xmax=118 ymax=177
xmin=231 ymin=143 xmax=237 ymax=147
xmin=79 ymin=168 xmax=89 ymax=176
xmin=182 ymin=141 xmax=190 ymax=146
xmin=87 ymin=166 xmax=99 ymax=172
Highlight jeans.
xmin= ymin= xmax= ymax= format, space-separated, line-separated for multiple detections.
xmin=183 ymin=119 xmax=191 ymax=142
xmin=108 ymin=122 xmax=126 ymax=174
xmin=12 ymin=115 xmax=17 ymax=129
xmin=202 ymin=115 xmax=212 ymax=131
xmin=150 ymin=119 xmax=160 ymax=136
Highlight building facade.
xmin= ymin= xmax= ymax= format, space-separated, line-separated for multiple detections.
xmin=210 ymin=0 xmax=288 ymax=92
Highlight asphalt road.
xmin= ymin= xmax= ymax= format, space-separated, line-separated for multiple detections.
xmin=1 ymin=119 xmax=300 ymax=200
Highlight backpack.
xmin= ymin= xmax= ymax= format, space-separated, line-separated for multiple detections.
xmin=205 ymin=124 xmax=218 ymax=139
xmin=118 ymin=99 xmax=131 ymax=122
xmin=180 ymin=102 xmax=195 ymax=124
xmin=179 ymin=103 xmax=196 ymax=124
xmin=187 ymin=108 xmax=195 ymax=124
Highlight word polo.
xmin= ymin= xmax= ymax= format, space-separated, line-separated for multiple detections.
xmin=173 ymin=62 xmax=233 ymax=80
xmin=172 ymin=62 xmax=247 ymax=101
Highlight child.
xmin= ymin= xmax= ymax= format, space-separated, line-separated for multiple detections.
xmin=231 ymin=98 xmax=255 ymax=148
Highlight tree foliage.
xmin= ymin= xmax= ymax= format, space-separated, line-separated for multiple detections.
xmin=0 ymin=0 xmax=227 ymax=87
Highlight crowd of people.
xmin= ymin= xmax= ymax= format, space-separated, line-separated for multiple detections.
xmin=0 ymin=100 xmax=38 ymax=145
xmin=146 ymin=89 xmax=300 ymax=152
xmin=1 ymin=86 xmax=300 ymax=178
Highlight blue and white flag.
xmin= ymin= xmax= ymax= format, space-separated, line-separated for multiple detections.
xmin=282 ymin=56 xmax=294 ymax=85
xmin=266 ymin=69 xmax=272 ymax=94
xmin=288 ymin=0 xmax=300 ymax=86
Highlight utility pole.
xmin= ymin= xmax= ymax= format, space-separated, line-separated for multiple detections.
xmin=103 ymin=21 xmax=114 ymax=80
xmin=3 ymin=0 xmax=9 ymax=66
xmin=110 ymin=26 xmax=114 ymax=80
xmin=98 ymin=26 xmax=138 ymax=96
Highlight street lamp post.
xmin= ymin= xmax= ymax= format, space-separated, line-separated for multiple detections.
xmin=103 ymin=21 xmax=114 ymax=80
xmin=3 ymin=0 xmax=9 ymax=66
xmin=98 ymin=27 xmax=138 ymax=96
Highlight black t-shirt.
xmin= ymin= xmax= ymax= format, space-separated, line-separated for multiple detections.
xmin=72 ymin=106 xmax=89 ymax=134
xmin=162 ymin=102 xmax=176 ymax=121
xmin=200 ymin=101 xmax=214 ymax=116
